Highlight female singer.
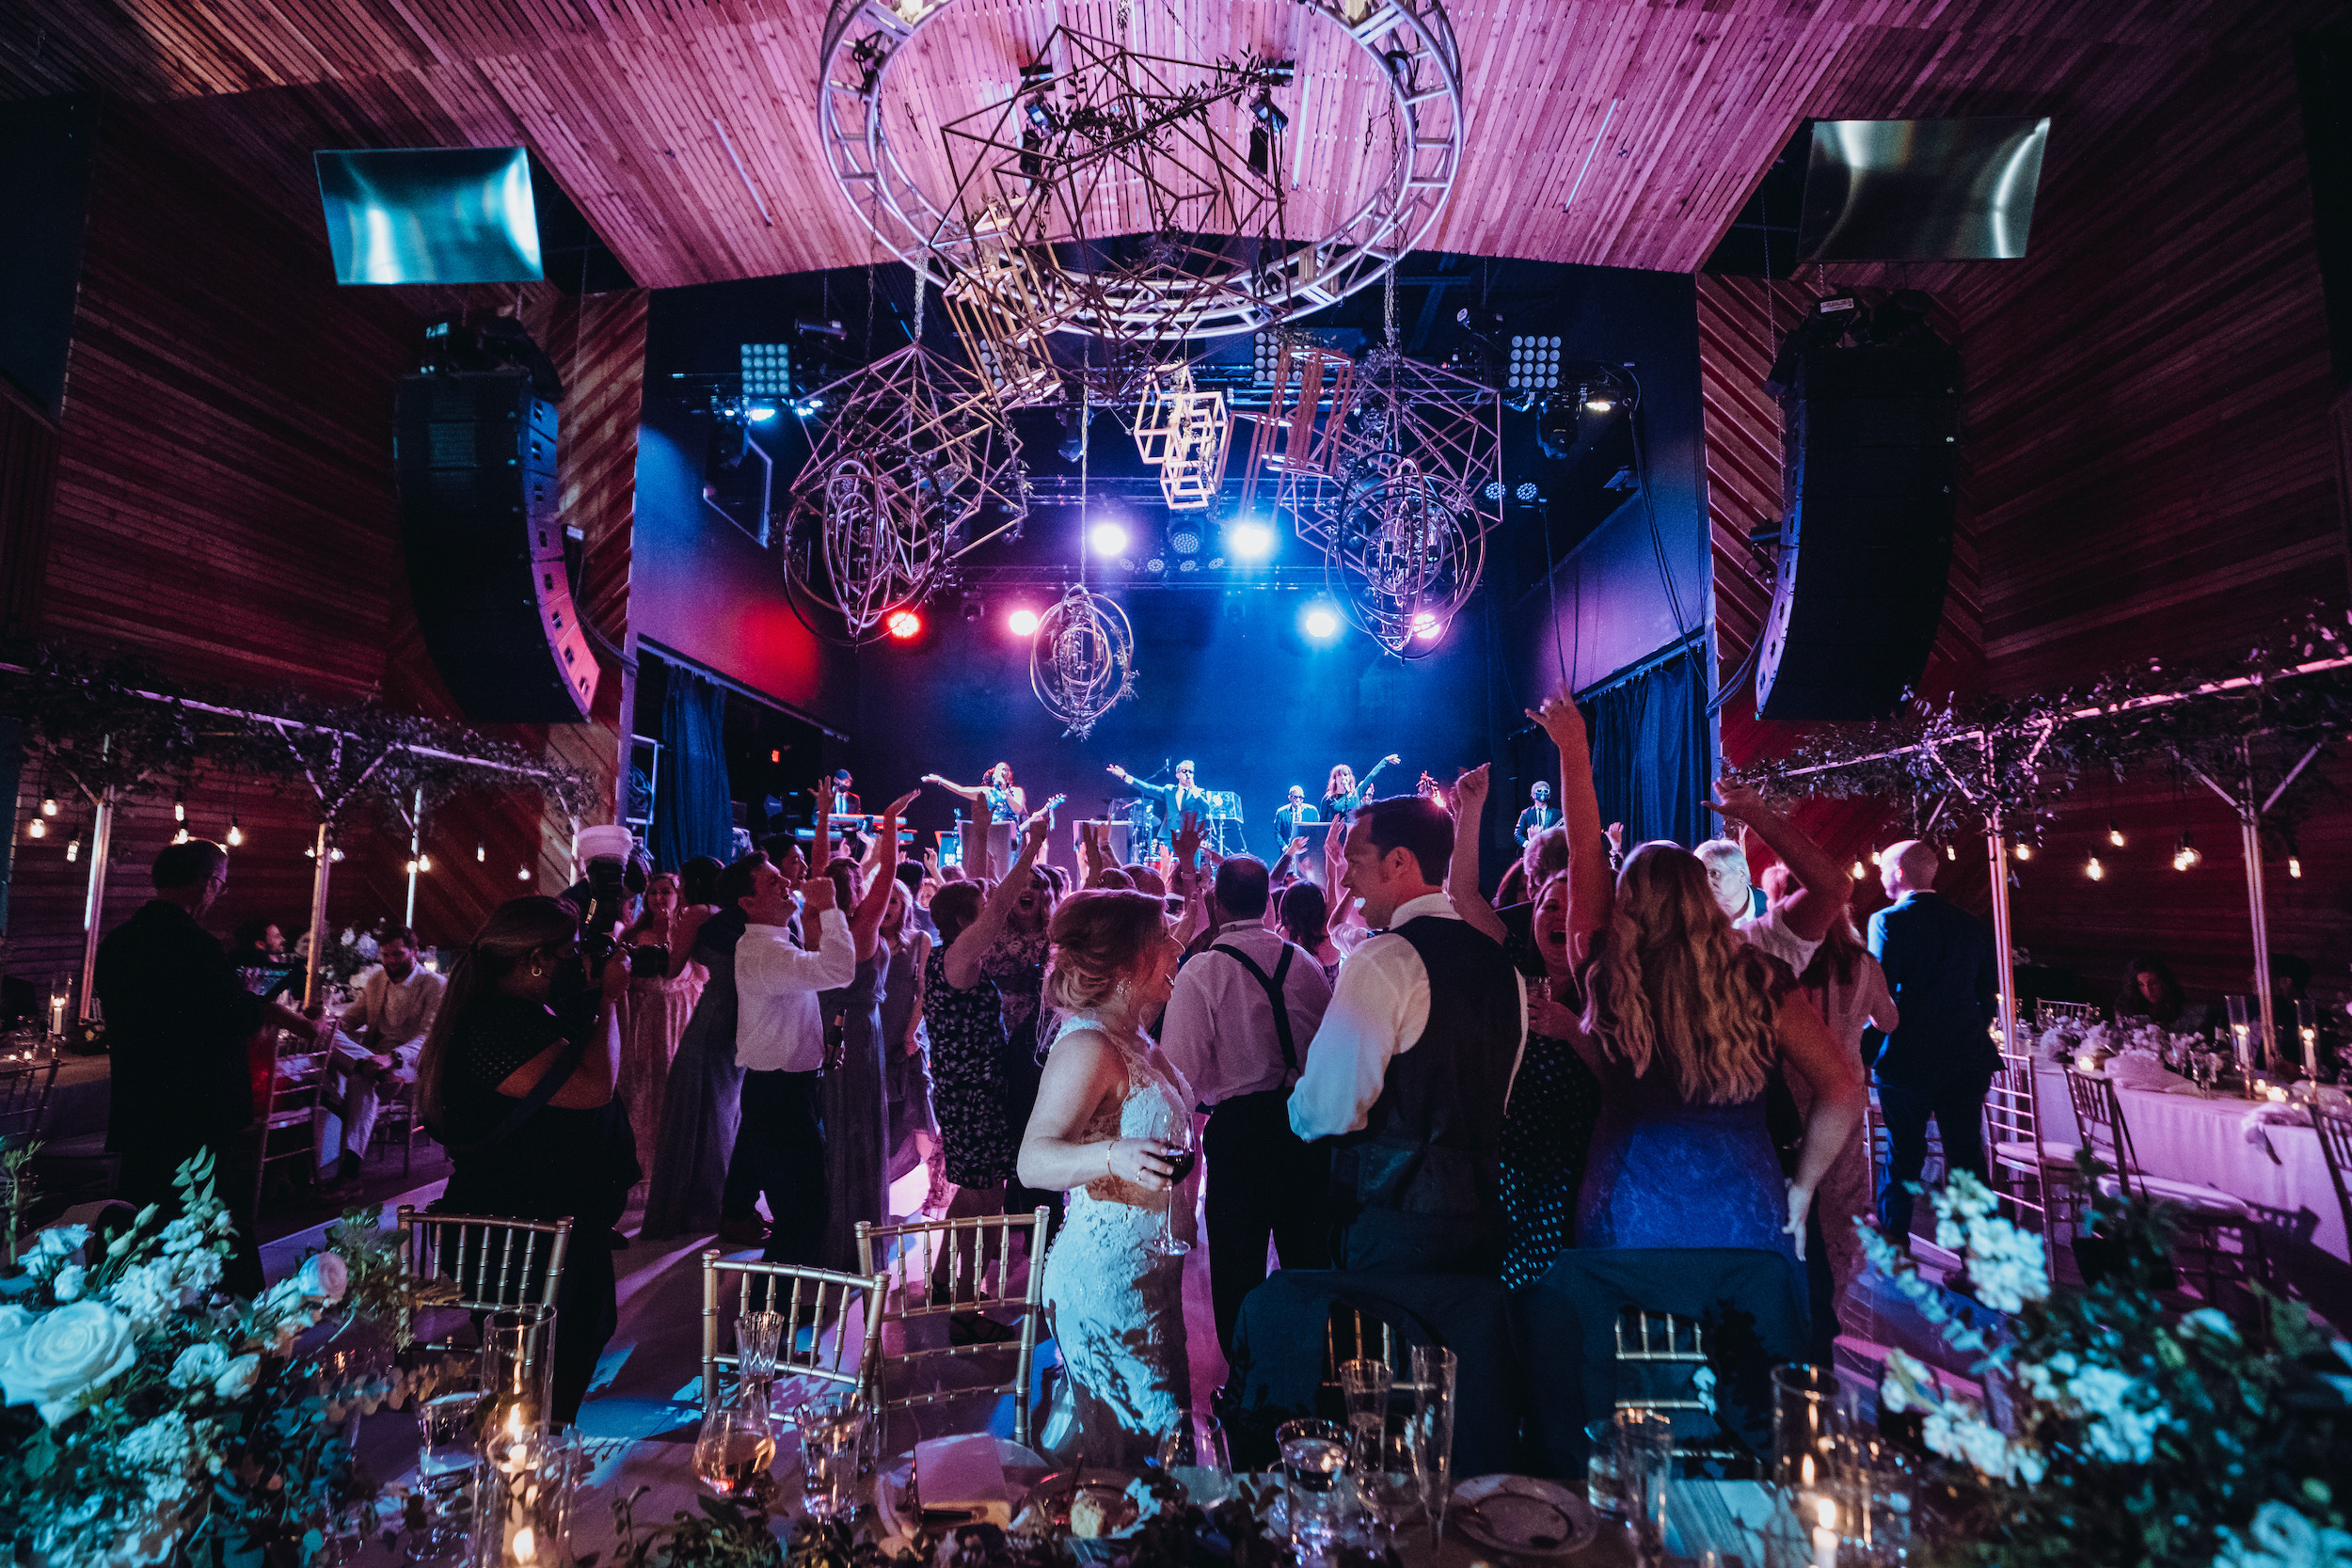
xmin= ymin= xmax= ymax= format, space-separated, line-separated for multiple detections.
xmin=1320 ymin=753 xmax=1401 ymax=818
xmin=922 ymin=763 xmax=1026 ymax=823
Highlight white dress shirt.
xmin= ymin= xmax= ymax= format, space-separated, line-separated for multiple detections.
xmin=1160 ymin=926 xmax=1333 ymax=1105
xmin=342 ymin=964 xmax=446 ymax=1051
xmin=1287 ymin=893 xmax=1527 ymax=1140
xmin=1735 ymin=901 xmax=1820 ymax=975
xmin=735 ymin=910 xmax=856 ymax=1072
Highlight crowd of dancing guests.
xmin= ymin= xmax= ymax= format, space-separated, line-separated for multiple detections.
xmin=373 ymin=705 xmax=2007 ymax=1443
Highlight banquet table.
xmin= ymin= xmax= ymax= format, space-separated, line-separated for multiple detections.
xmin=2029 ymin=1060 xmax=2347 ymax=1260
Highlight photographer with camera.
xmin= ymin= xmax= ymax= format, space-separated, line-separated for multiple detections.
xmin=416 ymin=895 xmax=635 ymax=1422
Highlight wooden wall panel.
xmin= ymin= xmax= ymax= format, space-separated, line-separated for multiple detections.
xmin=0 ymin=384 xmax=60 ymax=640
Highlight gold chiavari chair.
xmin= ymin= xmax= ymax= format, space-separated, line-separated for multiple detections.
xmin=2312 ymin=1104 xmax=2352 ymax=1258
xmin=1613 ymin=1308 xmax=1743 ymax=1462
xmin=396 ymin=1205 xmax=571 ymax=1361
xmin=855 ymin=1208 xmax=1050 ymax=1451
xmin=1984 ymin=1043 xmax=2078 ymax=1233
xmin=2061 ymin=1068 xmax=2266 ymax=1302
xmin=698 ymin=1249 xmax=886 ymax=1413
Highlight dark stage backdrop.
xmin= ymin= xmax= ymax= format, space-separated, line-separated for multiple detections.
xmin=653 ymin=664 xmax=734 ymax=871
xmin=1582 ymin=641 xmax=1710 ymax=855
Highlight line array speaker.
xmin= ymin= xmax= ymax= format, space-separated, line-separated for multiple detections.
xmin=1754 ymin=342 xmax=1962 ymax=721
xmin=393 ymin=372 xmax=598 ymax=722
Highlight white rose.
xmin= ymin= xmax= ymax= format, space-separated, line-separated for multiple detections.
xmin=169 ymin=1342 xmax=230 ymax=1390
xmin=294 ymin=1252 xmax=349 ymax=1306
xmin=0 ymin=1301 xmax=137 ymax=1423
xmin=51 ymin=1266 xmax=86 ymax=1303
xmin=32 ymin=1225 xmax=88 ymax=1262
xmin=213 ymin=1354 xmax=261 ymax=1400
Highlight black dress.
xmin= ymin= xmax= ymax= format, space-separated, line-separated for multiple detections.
xmin=1499 ymin=1025 xmax=1604 ymax=1291
xmin=436 ymin=993 xmax=628 ymax=1422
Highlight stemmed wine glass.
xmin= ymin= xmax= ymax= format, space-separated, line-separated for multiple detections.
xmin=1149 ymin=1118 xmax=1199 ymax=1258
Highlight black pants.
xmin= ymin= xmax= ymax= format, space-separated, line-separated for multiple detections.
xmin=118 ymin=1137 xmax=262 ymax=1299
xmin=1875 ymin=1068 xmax=1994 ymax=1244
xmin=1203 ymin=1089 xmax=1331 ymax=1357
xmin=722 ymin=1069 xmax=827 ymax=1266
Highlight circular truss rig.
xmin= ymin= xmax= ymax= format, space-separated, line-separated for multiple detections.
xmin=818 ymin=0 xmax=1465 ymax=343
xmin=1030 ymin=583 xmax=1136 ymax=738
xmin=782 ymin=342 xmax=1031 ymax=644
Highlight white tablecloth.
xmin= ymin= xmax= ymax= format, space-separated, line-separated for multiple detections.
xmin=2031 ymin=1062 xmax=2346 ymax=1260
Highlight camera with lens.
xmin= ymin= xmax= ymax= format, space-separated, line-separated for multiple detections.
xmin=577 ymin=854 xmax=669 ymax=978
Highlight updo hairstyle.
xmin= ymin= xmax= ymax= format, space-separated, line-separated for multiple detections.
xmin=1044 ymin=890 xmax=1168 ymax=1015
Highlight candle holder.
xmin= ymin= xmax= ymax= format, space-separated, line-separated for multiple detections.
xmin=479 ymin=1307 xmax=557 ymax=1438
xmin=2296 ymin=999 xmax=2321 ymax=1082
xmin=469 ymin=1423 xmax=577 ymax=1567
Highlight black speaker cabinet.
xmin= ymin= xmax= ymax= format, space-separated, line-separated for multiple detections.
xmin=1754 ymin=343 xmax=1962 ymax=721
xmin=394 ymin=372 xmax=598 ymax=722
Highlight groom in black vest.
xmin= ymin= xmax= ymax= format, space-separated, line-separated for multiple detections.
xmin=1288 ymin=796 xmax=1525 ymax=1273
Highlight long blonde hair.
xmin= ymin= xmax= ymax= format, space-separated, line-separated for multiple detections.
xmin=1326 ymin=764 xmax=1355 ymax=798
xmin=1582 ymin=842 xmax=1779 ymax=1103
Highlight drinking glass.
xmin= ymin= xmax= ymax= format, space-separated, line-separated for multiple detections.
xmin=416 ymin=1385 xmax=485 ymax=1497
xmin=479 ymin=1307 xmax=557 ymax=1434
xmin=1339 ymin=1357 xmax=1392 ymax=1459
xmin=1156 ymin=1407 xmax=1232 ymax=1475
xmin=1357 ymin=1414 xmax=1423 ymax=1544
xmin=473 ymin=1422 xmax=576 ymax=1566
xmin=1148 ymin=1118 xmax=1199 ymax=1258
xmin=1410 ymin=1345 xmax=1457 ymax=1539
xmin=1584 ymin=1418 xmax=1624 ymax=1520
xmin=695 ymin=1401 xmax=778 ymax=1504
xmin=735 ymin=1310 xmax=784 ymax=1409
xmin=2227 ymin=995 xmax=2256 ymax=1072
xmin=1613 ymin=1409 xmax=1674 ymax=1568
xmin=1277 ymin=1418 xmax=1353 ymax=1548
xmin=792 ymin=1394 xmax=866 ymax=1520
xmin=2296 ymin=999 xmax=2321 ymax=1080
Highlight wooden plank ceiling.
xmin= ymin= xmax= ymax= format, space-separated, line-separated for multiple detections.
xmin=0 ymin=0 xmax=2320 ymax=294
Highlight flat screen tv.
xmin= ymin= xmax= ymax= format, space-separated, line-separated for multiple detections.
xmin=1797 ymin=118 xmax=2050 ymax=262
xmin=315 ymin=147 xmax=544 ymax=285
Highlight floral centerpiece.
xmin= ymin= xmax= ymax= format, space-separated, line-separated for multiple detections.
xmin=0 ymin=1152 xmax=386 ymax=1566
xmin=1862 ymin=1166 xmax=2351 ymax=1566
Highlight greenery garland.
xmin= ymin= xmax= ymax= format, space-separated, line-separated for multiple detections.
xmin=0 ymin=641 xmax=600 ymax=833
xmin=1743 ymin=607 xmax=2352 ymax=847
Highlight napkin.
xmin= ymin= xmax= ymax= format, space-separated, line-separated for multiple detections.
xmin=2108 ymin=1053 xmax=2188 ymax=1092
xmin=914 ymin=1434 xmax=1011 ymax=1526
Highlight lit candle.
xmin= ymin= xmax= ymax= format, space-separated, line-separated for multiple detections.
xmin=2265 ymin=1085 xmax=2288 ymax=1103
xmin=2302 ymin=1027 xmax=2320 ymax=1077
xmin=1812 ymin=1496 xmax=1838 ymax=1568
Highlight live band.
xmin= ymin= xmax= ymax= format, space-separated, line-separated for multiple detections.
xmin=797 ymin=751 xmax=1560 ymax=866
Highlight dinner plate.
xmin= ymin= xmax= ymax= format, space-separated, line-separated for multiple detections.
xmin=1449 ymin=1474 xmax=1599 ymax=1559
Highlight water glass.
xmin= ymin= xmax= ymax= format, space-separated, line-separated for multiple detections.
xmin=416 ymin=1386 xmax=485 ymax=1496
xmin=1156 ymin=1407 xmax=1232 ymax=1474
xmin=1339 ymin=1357 xmax=1392 ymax=1456
xmin=1357 ymin=1414 xmax=1423 ymax=1542
xmin=792 ymin=1394 xmax=866 ymax=1520
xmin=735 ymin=1311 xmax=785 ymax=1397
xmin=695 ymin=1401 xmax=778 ymax=1504
xmin=1410 ymin=1345 xmax=1457 ymax=1538
xmin=1277 ymin=1418 xmax=1352 ymax=1548
xmin=1613 ymin=1408 xmax=1674 ymax=1567
xmin=1770 ymin=1364 xmax=1846 ymax=1497
xmin=1584 ymin=1418 xmax=1624 ymax=1520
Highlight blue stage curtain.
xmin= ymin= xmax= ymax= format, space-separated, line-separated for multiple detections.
xmin=1582 ymin=642 xmax=1708 ymax=852
xmin=652 ymin=670 xmax=732 ymax=871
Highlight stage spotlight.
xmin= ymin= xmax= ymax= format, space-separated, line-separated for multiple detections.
xmin=1515 ymin=482 xmax=1539 ymax=502
xmin=1230 ymin=519 xmax=1275 ymax=560
xmin=1008 ymin=608 xmax=1041 ymax=637
xmin=1145 ymin=555 xmax=1168 ymax=575
xmin=960 ymin=594 xmax=985 ymax=622
xmin=885 ymin=609 xmax=924 ymax=640
xmin=1411 ymin=611 xmax=1443 ymax=642
xmin=1302 ymin=606 xmax=1341 ymax=641
xmin=744 ymin=404 xmax=778 ymax=421
xmin=1169 ymin=525 xmax=1202 ymax=556
xmin=1177 ymin=558 xmax=1199 ymax=574
xmin=1089 ymin=521 xmax=1128 ymax=556
xmin=1483 ymin=482 xmax=1502 ymax=500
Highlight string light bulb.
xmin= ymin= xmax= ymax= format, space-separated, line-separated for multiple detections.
xmin=2172 ymin=832 xmax=2201 ymax=872
xmin=171 ymin=826 xmax=189 ymax=845
xmin=404 ymin=859 xmax=418 ymax=876
xmin=2289 ymin=856 xmax=2303 ymax=879
xmin=65 ymin=832 xmax=80 ymax=863
xmin=26 ymin=818 xmax=45 ymax=840
xmin=476 ymin=844 xmax=486 ymax=863
xmin=516 ymin=864 xmax=532 ymax=881
xmin=2085 ymin=856 xmax=2105 ymax=881
xmin=329 ymin=847 xmax=344 ymax=863
xmin=418 ymin=853 xmax=432 ymax=873
xmin=173 ymin=793 xmax=186 ymax=823
xmin=1850 ymin=859 xmax=1867 ymax=879
xmin=306 ymin=844 xmax=317 ymax=860
xmin=40 ymin=796 xmax=57 ymax=817
xmin=2013 ymin=843 xmax=2032 ymax=862
xmin=2107 ymin=822 xmax=2125 ymax=847
xmin=226 ymin=820 xmax=244 ymax=847
xmin=1945 ymin=844 xmax=1957 ymax=861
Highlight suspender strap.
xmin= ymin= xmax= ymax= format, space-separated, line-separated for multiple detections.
xmin=1210 ymin=942 xmax=1299 ymax=1075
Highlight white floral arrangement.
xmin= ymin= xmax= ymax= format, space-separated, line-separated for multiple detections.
xmin=0 ymin=1152 xmax=380 ymax=1567
xmin=1858 ymin=1169 xmax=2351 ymax=1566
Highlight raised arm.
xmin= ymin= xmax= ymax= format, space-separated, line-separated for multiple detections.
xmin=1018 ymin=1031 xmax=1181 ymax=1193
xmin=946 ymin=808 xmax=1051 ymax=989
xmin=847 ymin=791 xmax=917 ymax=959
xmin=922 ymin=773 xmax=990 ymax=805
xmin=1710 ymin=781 xmax=1848 ymax=944
xmin=1530 ymin=693 xmax=1612 ymax=968
xmin=1443 ymin=765 xmax=1510 ymax=945
xmin=1772 ymin=989 xmax=1867 ymax=1259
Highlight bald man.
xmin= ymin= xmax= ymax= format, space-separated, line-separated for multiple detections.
xmin=1866 ymin=839 xmax=1998 ymax=1249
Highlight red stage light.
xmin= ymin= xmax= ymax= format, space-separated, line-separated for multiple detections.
xmin=885 ymin=610 xmax=924 ymax=640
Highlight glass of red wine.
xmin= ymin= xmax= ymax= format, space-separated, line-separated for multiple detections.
xmin=1150 ymin=1118 xmax=1200 ymax=1258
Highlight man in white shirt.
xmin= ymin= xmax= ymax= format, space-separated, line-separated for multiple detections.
xmin=324 ymin=927 xmax=443 ymax=1186
xmin=1161 ymin=855 xmax=1334 ymax=1355
xmin=1693 ymin=781 xmax=1849 ymax=976
xmin=719 ymin=848 xmax=855 ymax=1264
xmin=1288 ymin=796 xmax=1525 ymax=1273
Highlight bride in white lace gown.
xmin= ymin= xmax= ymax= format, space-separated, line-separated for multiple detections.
xmin=1017 ymin=887 xmax=1197 ymax=1467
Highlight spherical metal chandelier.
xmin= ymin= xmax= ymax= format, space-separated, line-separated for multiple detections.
xmin=1029 ymin=584 xmax=1136 ymax=738
xmin=782 ymin=342 xmax=1028 ymax=644
xmin=817 ymin=0 xmax=1465 ymax=341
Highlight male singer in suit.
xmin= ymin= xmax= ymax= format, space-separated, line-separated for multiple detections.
xmin=1105 ymin=759 xmax=1226 ymax=851
xmin=1515 ymin=781 xmax=1559 ymax=846
xmin=1867 ymin=839 xmax=1999 ymax=1250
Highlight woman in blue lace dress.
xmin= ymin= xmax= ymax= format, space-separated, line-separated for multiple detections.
xmin=1522 ymin=694 xmax=1865 ymax=1280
